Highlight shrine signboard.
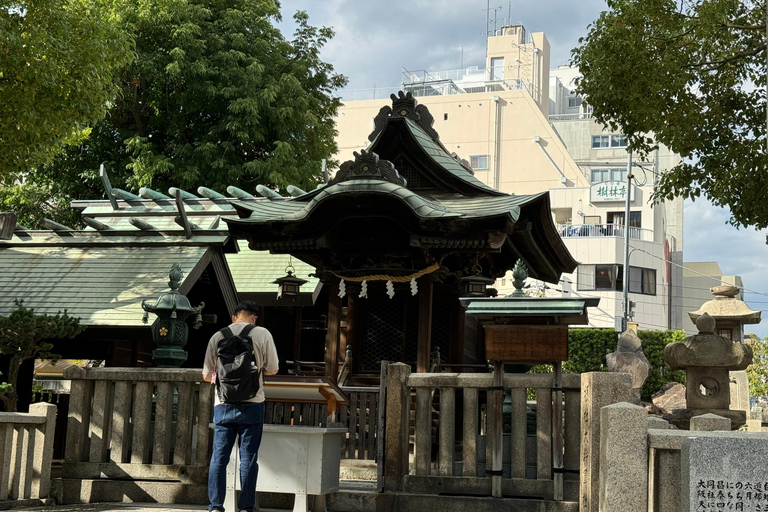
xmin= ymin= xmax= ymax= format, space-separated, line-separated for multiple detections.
xmin=484 ymin=324 xmax=568 ymax=363
xmin=682 ymin=435 xmax=768 ymax=511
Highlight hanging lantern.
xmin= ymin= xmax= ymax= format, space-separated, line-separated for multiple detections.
xmin=273 ymin=262 xmax=308 ymax=300
xmin=460 ymin=274 xmax=495 ymax=297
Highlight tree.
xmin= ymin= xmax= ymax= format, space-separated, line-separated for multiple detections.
xmin=747 ymin=334 xmax=768 ymax=398
xmin=0 ymin=300 xmax=84 ymax=411
xmin=571 ymin=0 xmax=768 ymax=229
xmin=0 ymin=0 xmax=133 ymax=175
xmin=28 ymin=0 xmax=347 ymax=226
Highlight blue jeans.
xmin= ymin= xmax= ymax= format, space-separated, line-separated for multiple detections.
xmin=208 ymin=402 xmax=265 ymax=512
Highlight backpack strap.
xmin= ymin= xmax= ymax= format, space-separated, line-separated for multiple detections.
xmin=218 ymin=327 xmax=234 ymax=342
xmin=238 ymin=324 xmax=257 ymax=339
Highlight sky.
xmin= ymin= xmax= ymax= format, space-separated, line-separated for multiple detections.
xmin=276 ymin=0 xmax=768 ymax=338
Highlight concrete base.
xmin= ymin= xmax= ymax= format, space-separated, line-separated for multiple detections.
xmin=52 ymin=479 xmax=578 ymax=512
xmin=338 ymin=460 xmax=377 ymax=481
xmin=0 ymin=498 xmax=54 ymax=510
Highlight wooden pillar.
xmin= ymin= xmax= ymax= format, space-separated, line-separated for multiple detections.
xmin=258 ymin=305 xmax=266 ymax=327
xmin=325 ymin=278 xmax=342 ymax=382
xmin=416 ymin=278 xmax=433 ymax=373
xmin=293 ymin=306 xmax=303 ymax=363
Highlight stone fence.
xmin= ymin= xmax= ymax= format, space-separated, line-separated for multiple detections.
xmin=597 ymin=403 xmax=768 ymax=512
xmin=0 ymin=403 xmax=58 ymax=506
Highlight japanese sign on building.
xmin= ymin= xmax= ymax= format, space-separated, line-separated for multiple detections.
xmin=589 ymin=181 xmax=635 ymax=203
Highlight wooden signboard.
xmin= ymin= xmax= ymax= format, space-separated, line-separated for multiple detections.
xmin=484 ymin=324 xmax=568 ymax=363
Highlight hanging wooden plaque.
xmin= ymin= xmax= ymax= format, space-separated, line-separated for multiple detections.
xmin=484 ymin=325 xmax=569 ymax=363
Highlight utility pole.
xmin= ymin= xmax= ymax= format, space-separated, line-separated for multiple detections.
xmin=622 ymin=150 xmax=633 ymax=330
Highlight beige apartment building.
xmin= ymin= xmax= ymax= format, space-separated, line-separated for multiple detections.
xmin=334 ymin=24 xmax=705 ymax=331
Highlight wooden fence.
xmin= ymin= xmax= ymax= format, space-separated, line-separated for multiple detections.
xmin=384 ymin=364 xmax=581 ymax=500
xmin=264 ymin=386 xmax=381 ymax=460
xmin=0 ymin=403 xmax=58 ymax=504
xmin=62 ymin=367 xmax=212 ymax=484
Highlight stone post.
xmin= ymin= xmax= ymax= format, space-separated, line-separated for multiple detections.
xmin=580 ymin=372 xmax=633 ymax=512
xmin=690 ymin=413 xmax=731 ymax=431
xmin=748 ymin=406 xmax=764 ymax=432
xmin=599 ymin=402 xmax=648 ymax=512
xmin=729 ymin=370 xmax=750 ymax=412
xmin=384 ymin=363 xmax=411 ymax=491
xmin=29 ymin=402 xmax=57 ymax=498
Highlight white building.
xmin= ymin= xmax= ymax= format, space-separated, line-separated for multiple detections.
xmin=335 ymin=25 xmax=694 ymax=331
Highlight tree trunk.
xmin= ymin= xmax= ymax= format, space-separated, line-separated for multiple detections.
xmin=0 ymin=354 xmax=21 ymax=412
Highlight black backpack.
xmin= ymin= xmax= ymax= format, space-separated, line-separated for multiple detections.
xmin=215 ymin=324 xmax=261 ymax=403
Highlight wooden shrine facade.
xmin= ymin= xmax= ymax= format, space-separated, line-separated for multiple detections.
xmin=226 ymin=92 xmax=578 ymax=382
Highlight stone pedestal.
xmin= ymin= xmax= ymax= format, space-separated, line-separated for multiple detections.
xmin=599 ymin=402 xmax=648 ymax=512
xmin=580 ymin=372 xmax=633 ymax=512
xmin=690 ymin=413 xmax=731 ymax=431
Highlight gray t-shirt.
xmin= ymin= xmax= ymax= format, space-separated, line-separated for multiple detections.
xmin=203 ymin=322 xmax=279 ymax=405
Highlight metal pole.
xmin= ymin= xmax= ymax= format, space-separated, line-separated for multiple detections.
xmin=491 ymin=359 xmax=504 ymax=498
xmin=622 ymin=151 xmax=632 ymax=328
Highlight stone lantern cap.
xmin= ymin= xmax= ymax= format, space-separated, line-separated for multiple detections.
xmin=688 ymin=284 xmax=761 ymax=324
xmin=664 ymin=313 xmax=753 ymax=370
xmin=141 ymin=263 xmax=200 ymax=315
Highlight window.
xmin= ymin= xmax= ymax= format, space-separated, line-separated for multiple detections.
xmin=568 ymin=96 xmax=583 ymax=108
xmin=578 ymin=264 xmax=655 ymax=295
xmin=717 ymin=328 xmax=733 ymax=341
xmin=578 ymin=264 xmax=621 ymax=291
xmin=592 ymin=134 xmax=628 ymax=149
xmin=611 ymin=134 xmax=628 ymax=147
xmin=591 ymin=135 xmax=609 ymax=149
xmin=607 ymin=211 xmax=642 ymax=228
xmin=591 ymin=168 xmax=626 ymax=183
xmin=629 ymin=267 xmax=656 ymax=295
xmin=470 ymin=155 xmax=489 ymax=170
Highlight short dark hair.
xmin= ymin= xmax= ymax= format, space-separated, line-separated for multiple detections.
xmin=233 ymin=301 xmax=259 ymax=316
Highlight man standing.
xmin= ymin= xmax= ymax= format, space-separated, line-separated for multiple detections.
xmin=203 ymin=301 xmax=279 ymax=512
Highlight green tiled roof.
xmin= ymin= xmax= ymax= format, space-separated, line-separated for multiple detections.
xmin=226 ymin=241 xmax=319 ymax=295
xmin=463 ymin=298 xmax=593 ymax=316
xmin=230 ymin=180 xmax=463 ymax=222
xmin=402 ymin=118 xmax=500 ymax=194
xmin=0 ymin=245 xmax=210 ymax=326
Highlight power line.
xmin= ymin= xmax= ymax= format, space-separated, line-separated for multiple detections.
xmin=627 ymin=242 xmax=768 ymax=299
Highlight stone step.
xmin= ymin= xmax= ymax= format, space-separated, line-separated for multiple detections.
xmin=51 ymin=479 xmax=577 ymax=512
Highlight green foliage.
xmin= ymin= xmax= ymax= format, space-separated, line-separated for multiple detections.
xmin=747 ymin=335 xmax=768 ymax=398
xmin=638 ymin=329 xmax=686 ymax=402
xmin=0 ymin=372 xmax=11 ymax=398
xmin=530 ymin=328 xmax=685 ymax=401
xmin=0 ymin=300 xmax=84 ymax=411
xmin=572 ymin=0 xmax=768 ymax=229
xmin=24 ymin=0 xmax=347 ymax=229
xmin=0 ymin=0 xmax=133 ymax=175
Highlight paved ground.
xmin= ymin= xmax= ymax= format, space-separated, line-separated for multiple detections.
xmin=6 ymin=504 xmax=288 ymax=512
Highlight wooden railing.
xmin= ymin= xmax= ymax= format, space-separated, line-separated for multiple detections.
xmin=62 ymin=367 xmax=212 ymax=484
xmin=0 ymin=403 xmax=58 ymax=504
xmin=384 ymin=364 xmax=581 ymax=500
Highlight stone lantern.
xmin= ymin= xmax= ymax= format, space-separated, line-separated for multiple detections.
xmin=663 ymin=313 xmax=753 ymax=429
xmin=688 ymin=284 xmax=761 ymax=342
xmin=141 ymin=263 xmax=205 ymax=367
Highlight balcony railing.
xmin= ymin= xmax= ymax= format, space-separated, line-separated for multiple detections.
xmin=548 ymin=112 xmax=594 ymax=121
xmin=337 ymin=67 xmax=531 ymax=102
xmin=557 ymin=223 xmax=654 ymax=242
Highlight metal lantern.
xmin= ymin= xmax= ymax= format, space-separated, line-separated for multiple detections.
xmin=141 ymin=263 xmax=205 ymax=367
xmin=460 ymin=274 xmax=495 ymax=297
xmin=273 ymin=263 xmax=308 ymax=300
